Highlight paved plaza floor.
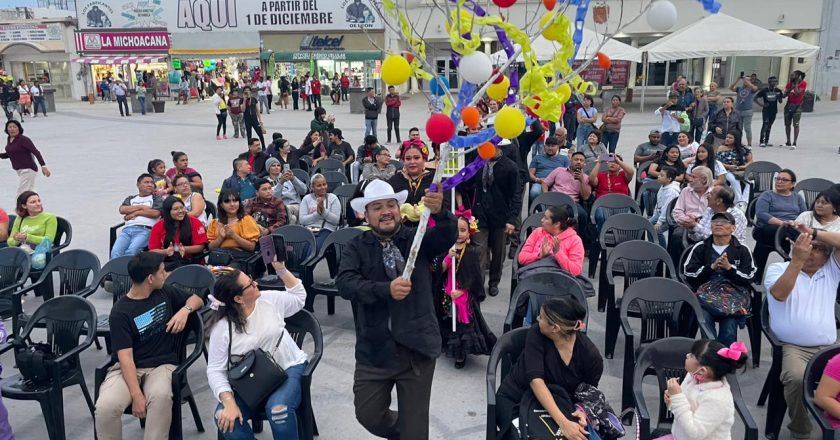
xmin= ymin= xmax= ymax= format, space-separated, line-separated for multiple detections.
xmin=1 ymin=93 xmax=839 ymax=439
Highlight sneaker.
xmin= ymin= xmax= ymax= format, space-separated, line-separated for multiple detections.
xmin=216 ymin=135 xmax=222 ymax=140
xmin=223 ymin=135 xmax=228 ymax=139
xmin=785 ymin=141 xmax=792 ymax=147
xmin=759 ymin=143 xmax=766 ymax=148
xmin=790 ymin=144 xmax=797 ymax=150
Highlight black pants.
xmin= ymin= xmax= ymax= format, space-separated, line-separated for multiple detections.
xmin=353 ymin=345 xmax=436 ymax=440
xmin=669 ymin=226 xmax=688 ymax=268
xmin=116 ymin=95 xmax=129 ymax=116
xmin=473 ymin=226 xmax=506 ymax=289
xmin=386 ymin=108 xmax=401 ymax=143
xmin=216 ymin=111 xmax=227 ymax=136
xmin=495 ymin=387 xmax=576 ymax=440
xmin=753 ymin=224 xmax=783 ymax=280
xmin=266 ymin=94 xmax=272 ymax=110
xmin=292 ymin=91 xmax=299 ymax=110
xmin=244 ymin=119 xmax=266 ymax=149
xmin=760 ymin=109 xmax=777 ymax=145
xmin=341 ymin=86 xmax=349 ymax=101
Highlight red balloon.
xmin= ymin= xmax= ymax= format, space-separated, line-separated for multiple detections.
xmin=543 ymin=0 xmax=557 ymax=10
xmin=406 ymin=53 xmax=415 ymax=64
xmin=492 ymin=0 xmax=517 ymax=7
xmin=597 ymin=52 xmax=612 ymax=70
xmin=426 ymin=114 xmax=456 ymax=143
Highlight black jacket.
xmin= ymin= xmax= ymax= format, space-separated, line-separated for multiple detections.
xmin=237 ymin=151 xmax=269 ymax=176
xmin=683 ymin=236 xmax=756 ymax=291
xmin=471 ymin=155 xmax=520 ymax=228
xmin=362 ymin=96 xmax=382 ymax=119
xmin=708 ymin=108 xmax=742 ymax=139
xmin=337 ymin=212 xmax=457 ymax=369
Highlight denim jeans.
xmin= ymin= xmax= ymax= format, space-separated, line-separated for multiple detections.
xmin=576 ymin=123 xmax=593 ymax=148
xmin=33 ymin=96 xmax=46 ymax=115
xmin=528 ymin=183 xmax=543 ymax=204
xmin=701 ymin=309 xmax=743 ymax=347
xmin=649 ymin=216 xmax=667 ymax=248
xmin=216 ymin=362 xmax=307 ymax=440
xmin=602 ymin=131 xmax=620 ymax=153
xmin=138 ymin=96 xmax=146 ymax=115
xmin=258 ymin=94 xmax=270 ymax=114
xmin=364 ymin=118 xmax=377 ymax=138
xmin=110 ymin=225 xmax=151 ymax=259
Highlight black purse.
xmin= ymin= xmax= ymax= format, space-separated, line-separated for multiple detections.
xmin=227 ymin=323 xmax=288 ymax=411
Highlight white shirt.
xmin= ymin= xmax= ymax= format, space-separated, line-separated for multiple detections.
xmin=262 ymin=80 xmax=273 ymax=95
xmin=795 ymin=211 xmax=840 ymax=233
xmin=124 ymin=194 xmax=159 ymax=228
xmin=656 ymin=106 xmax=682 ymax=134
xmin=670 ymin=374 xmax=735 ymax=440
xmin=765 ymin=254 xmax=840 ymax=347
xmin=29 ymin=86 xmax=41 ymax=97
xmin=686 ymin=159 xmax=726 ymax=179
xmin=206 ymin=284 xmax=308 ymax=401
xmin=182 ymin=192 xmax=208 ymax=225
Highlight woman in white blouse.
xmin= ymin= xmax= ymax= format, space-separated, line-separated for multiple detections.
xmin=298 ymin=173 xmax=341 ymax=249
xmin=794 ymin=189 xmax=840 ymax=232
xmin=207 ymin=261 xmax=308 ymax=439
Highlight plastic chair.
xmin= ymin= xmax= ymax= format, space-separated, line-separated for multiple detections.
xmin=504 ymin=271 xmax=588 ymax=333
xmin=28 ymin=216 xmax=72 ymax=297
xmin=0 ymin=247 xmax=30 ymax=318
xmin=165 ymin=264 xmax=216 ymax=300
xmin=273 ymin=225 xmax=318 ymax=284
xmin=485 ymin=327 xmax=529 ymax=440
xmin=332 ymin=184 xmax=358 ymax=226
xmin=619 ymin=277 xmax=714 ymax=410
xmin=305 ymin=227 xmax=362 ymax=315
xmin=94 ymin=312 xmax=205 ymax=439
xmin=594 ymin=213 xmax=654 ymax=312
xmin=603 ymin=240 xmax=675 ymax=359
xmin=204 ymin=200 xmax=217 ymax=221
xmin=87 ymin=256 xmax=133 ymax=353
xmin=636 ymin=180 xmax=661 ymax=216
xmin=292 ymin=168 xmax=310 ymax=189
xmin=795 ymin=178 xmax=835 ymax=208
xmin=803 ymin=345 xmax=840 ymax=440
xmin=220 ymin=309 xmax=324 ymax=440
xmin=508 ymin=241 xmax=527 ymax=301
xmin=311 ymin=158 xmax=344 ymax=176
xmin=743 ymin=161 xmax=782 ymax=200
xmin=517 ymin=212 xmax=544 ymax=243
xmin=745 ymin=197 xmax=759 ymax=228
xmin=322 ymin=170 xmax=348 ymax=193
xmin=13 ymin=249 xmax=101 ymax=336
xmin=0 ymin=296 xmax=97 ymax=440
xmin=634 ymin=160 xmax=656 ymax=195
xmin=389 ymin=159 xmax=404 ymax=171
xmin=587 ymin=194 xmax=641 ymax=279
xmin=632 ymin=337 xmax=758 ymax=440
xmin=529 ymin=191 xmax=578 ymax=217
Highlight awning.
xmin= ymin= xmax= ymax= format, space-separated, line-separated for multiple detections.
xmin=72 ymin=54 xmax=168 ymax=64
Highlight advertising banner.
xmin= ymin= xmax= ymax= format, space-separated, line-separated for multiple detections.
xmin=75 ymin=29 xmax=170 ymax=53
xmin=572 ymin=60 xmax=631 ymax=88
xmin=76 ymin=0 xmax=385 ymax=32
xmin=0 ymin=24 xmax=63 ymax=42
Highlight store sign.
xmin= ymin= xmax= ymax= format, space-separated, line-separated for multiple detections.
xmin=75 ymin=30 xmax=170 ymax=53
xmin=274 ymin=50 xmax=382 ymax=62
xmin=76 ymin=0 xmax=167 ymax=29
xmin=0 ymin=24 xmax=63 ymax=42
xmin=300 ymin=35 xmax=344 ymax=51
xmin=572 ymin=60 xmax=631 ymax=88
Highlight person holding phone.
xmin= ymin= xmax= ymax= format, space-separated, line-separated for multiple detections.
xmin=542 ymin=152 xmax=592 ymax=228
xmin=730 ymin=74 xmax=759 ymax=147
xmin=589 ymin=153 xmax=634 ymax=232
xmin=655 ymin=92 xmax=685 ymax=147
xmin=783 ymin=70 xmax=807 ymax=149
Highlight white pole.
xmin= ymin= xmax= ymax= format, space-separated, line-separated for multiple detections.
xmin=451 ymin=186 xmax=457 ymax=333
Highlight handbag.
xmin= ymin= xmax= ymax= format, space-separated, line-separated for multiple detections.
xmin=227 ymin=323 xmax=288 ymax=411
xmin=695 ymin=277 xmax=750 ymax=317
xmin=30 ymin=238 xmax=53 ymax=270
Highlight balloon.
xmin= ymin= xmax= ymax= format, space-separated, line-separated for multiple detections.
xmin=540 ymin=13 xmax=563 ymax=42
xmin=430 ymin=75 xmax=450 ymax=97
xmin=405 ymin=53 xmax=415 ymax=64
xmin=543 ymin=0 xmax=557 ymax=10
xmin=495 ymin=107 xmax=526 ymax=139
xmin=461 ymin=107 xmax=481 ymax=129
xmin=647 ymin=0 xmax=678 ymax=31
xmin=381 ymin=54 xmax=412 ymax=85
xmin=487 ymin=75 xmax=510 ymax=101
xmin=426 ymin=114 xmax=456 ymax=143
xmin=478 ymin=142 xmax=497 ymax=160
xmin=557 ymin=83 xmax=571 ymax=104
xmin=597 ymin=52 xmax=612 ymax=70
xmin=492 ymin=0 xmax=517 ymax=7
xmin=459 ymin=52 xmax=493 ymax=85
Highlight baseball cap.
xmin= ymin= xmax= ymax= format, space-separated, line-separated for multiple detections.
xmin=711 ymin=212 xmax=736 ymax=224
xmin=649 ymin=129 xmax=661 ymax=135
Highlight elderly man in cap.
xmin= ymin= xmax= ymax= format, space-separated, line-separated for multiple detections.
xmin=337 ymin=179 xmax=456 ymax=440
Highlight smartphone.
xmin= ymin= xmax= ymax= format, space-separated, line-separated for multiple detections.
xmin=599 ymin=153 xmax=612 ymax=162
xmin=282 ymin=164 xmax=291 ymax=173
xmin=259 ymin=235 xmax=276 ymax=265
xmin=272 ymin=235 xmax=288 ymax=263
xmin=783 ymin=225 xmax=801 ymax=243
xmin=740 ymin=71 xmax=745 ymax=78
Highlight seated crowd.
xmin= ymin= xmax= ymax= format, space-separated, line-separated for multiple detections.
xmin=4 ymin=93 xmax=840 ymax=440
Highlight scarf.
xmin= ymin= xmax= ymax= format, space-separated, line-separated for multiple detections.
xmin=373 ymin=228 xmax=405 ymax=280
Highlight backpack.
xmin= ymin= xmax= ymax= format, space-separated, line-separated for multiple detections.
xmin=519 ymin=384 xmax=602 ymax=440
xmin=574 ymin=383 xmax=626 ymax=439
xmin=14 ymin=341 xmax=73 ymax=385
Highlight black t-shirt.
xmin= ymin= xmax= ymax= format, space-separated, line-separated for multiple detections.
xmin=109 ymin=285 xmax=190 ymax=368
xmin=498 ymin=324 xmax=603 ymax=399
xmin=756 ymin=87 xmax=783 ymax=113
xmin=329 ymin=141 xmax=354 ymax=161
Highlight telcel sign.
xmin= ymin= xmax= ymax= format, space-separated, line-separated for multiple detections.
xmin=300 ymin=35 xmax=344 ymax=51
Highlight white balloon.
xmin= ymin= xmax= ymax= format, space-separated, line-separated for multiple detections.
xmin=646 ymin=0 xmax=678 ymax=31
xmin=459 ymin=52 xmax=493 ymax=85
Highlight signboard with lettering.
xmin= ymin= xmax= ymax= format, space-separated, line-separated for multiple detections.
xmin=0 ymin=24 xmax=63 ymax=42
xmin=572 ymin=60 xmax=631 ymax=88
xmin=75 ymin=29 xmax=170 ymax=53
xmin=76 ymin=0 xmax=385 ymax=32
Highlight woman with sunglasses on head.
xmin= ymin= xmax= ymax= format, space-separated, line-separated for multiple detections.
xmin=148 ymin=196 xmax=207 ymax=270
xmin=207 ymin=262 xmax=308 ymax=439
xmin=207 ymin=189 xmax=261 ymax=270
xmin=753 ymin=168 xmax=807 ymax=278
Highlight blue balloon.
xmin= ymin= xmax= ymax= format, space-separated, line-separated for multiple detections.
xmin=430 ymin=75 xmax=450 ymax=97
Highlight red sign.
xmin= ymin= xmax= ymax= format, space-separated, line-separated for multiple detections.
xmin=75 ymin=29 xmax=170 ymax=53
xmin=572 ymin=60 xmax=631 ymax=88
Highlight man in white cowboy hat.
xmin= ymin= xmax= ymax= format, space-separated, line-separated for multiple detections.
xmin=337 ymin=179 xmax=456 ymax=440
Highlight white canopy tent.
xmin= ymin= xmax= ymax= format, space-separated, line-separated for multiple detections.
xmin=490 ymin=28 xmax=642 ymax=64
xmin=638 ymin=13 xmax=820 ymax=108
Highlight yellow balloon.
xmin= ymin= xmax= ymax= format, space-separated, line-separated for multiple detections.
xmin=381 ymin=55 xmax=411 ymax=85
xmin=487 ymin=76 xmax=510 ymax=101
xmin=557 ymin=83 xmax=571 ymax=103
xmin=540 ymin=13 xmax=562 ymax=41
xmin=495 ymin=106 xmax=526 ymax=139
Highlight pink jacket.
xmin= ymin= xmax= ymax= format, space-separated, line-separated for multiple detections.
xmin=518 ymin=227 xmax=585 ymax=276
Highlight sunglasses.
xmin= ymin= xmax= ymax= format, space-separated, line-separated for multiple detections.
xmin=222 ymin=198 xmax=240 ymax=204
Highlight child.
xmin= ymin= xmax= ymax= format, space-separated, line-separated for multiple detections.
xmin=663 ymin=339 xmax=748 ymax=440
xmin=438 ymin=215 xmax=496 ymax=368
xmin=147 ymin=159 xmax=172 ymax=197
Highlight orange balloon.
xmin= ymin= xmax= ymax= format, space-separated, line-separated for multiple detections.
xmin=543 ymin=0 xmax=557 ymax=10
xmin=478 ymin=142 xmax=497 ymax=160
xmin=597 ymin=52 xmax=612 ymax=70
xmin=461 ymin=106 xmax=481 ymax=129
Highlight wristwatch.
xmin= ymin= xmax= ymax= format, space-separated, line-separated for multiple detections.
xmin=812 ymin=229 xmax=819 ymax=241
xmin=183 ymin=305 xmax=194 ymax=313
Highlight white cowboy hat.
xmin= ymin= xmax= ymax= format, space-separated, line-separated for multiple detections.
xmin=350 ymin=179 xmax=408 ymax=213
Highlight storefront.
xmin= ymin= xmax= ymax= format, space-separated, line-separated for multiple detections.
xmin=262 ymin=32 xmax=384 ymax=88
xmin=0 ymin=18 xmax=84 ymax=99
xmin=169 ymin=32 xmax=261 ymax=84
xmin=73 ymin=28 xmax=171 ymax=98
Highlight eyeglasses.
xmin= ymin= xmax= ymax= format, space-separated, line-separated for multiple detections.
xmin=222 ymin=199 xmax=239 ymax=204
xmin=711 ymin=220 xmax=733 ymax=226
xmin=175 ymin=181 xmax=190 ymax=187
xmin=774 ymin=177 xmax=793 ymax=182
xmin=239 ymin=278 xmax=257 ymax=294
